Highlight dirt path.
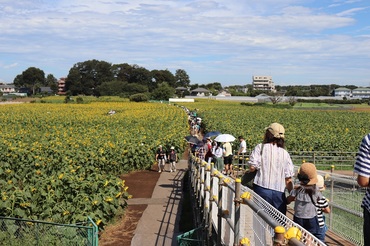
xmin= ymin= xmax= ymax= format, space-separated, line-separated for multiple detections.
xmin=99 ymin=168 xmax=160 ymax=246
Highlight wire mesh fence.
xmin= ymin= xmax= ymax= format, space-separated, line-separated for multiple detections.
xmin=177 ymin=226 xmax=205 ymax=246
xmin=233 ymin=150 xmax=357 ymax=171
xmin=189 ymin=152 xmax=364 ymax=246
xmin=0 ymin=216 xmax=98 ymax=246
xmin=317 ymin=170 xmax=364 ymax=246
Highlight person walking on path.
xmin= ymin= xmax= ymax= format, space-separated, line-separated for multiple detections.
xmin=156 ymin=145 xmax=166 ymax=173
xmin=223 ymin=141 xmax=233 ymax=175
xmin=248 ymin=122 xmax=294 ymax=215
xmin=287 ymin=163 xmax=328 ymax=242
xmin=212 ymin=141 xmax=224 ymax=171
xmin=168 ymin=146 xmax=178 ymax=172
xmin=237 ymin=135 xmax=247 ymax=169
xmin=204 ymin=137 xmax=213 ymax=162
xmin=354 ymin=133 xmax=370 ymax=246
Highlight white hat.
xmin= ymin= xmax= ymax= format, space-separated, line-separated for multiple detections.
xmin=317 ymin=175 xmax=325 ymax=191
xmin=170 ymin=146 xmax=175 ymax=150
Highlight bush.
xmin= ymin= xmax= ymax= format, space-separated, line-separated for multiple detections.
xmin=129 ymin=93 xmax=149 ymax=102
xmin=76 ymin=97 xmax=84 ymax=104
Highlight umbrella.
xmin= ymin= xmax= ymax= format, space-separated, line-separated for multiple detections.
xmin=184 ymin=135 xmax=194 ymax=142
xmin=204 ymin=131 xmax=221 ymax=139
xmin=215 ymin=134 xmax=236 ymax=142
xmin=186 ymin=136 xmax=202 ymax=145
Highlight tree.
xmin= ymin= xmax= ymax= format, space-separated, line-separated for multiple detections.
xmin=151 ymin=82 xmax=175 ymax=100
xmin=46 ymin=74 xmax=58 ymax=94
xmin=95 ymin=80 xmax=126 ymax=96
xmin=65 ymin=59 xmax=113 ymax=95
xmin=175 ymin=69 xmax=190 ymax=88
xmin=269 ymin=93 xmax=283 ymax=104
xmin=124 ymin=83 xmax=148 ymax=96
xmin=13 ymin=67 xmax=46 ymax=95
xmin=288 ymin=96 xmax=297 ymax=106
xmin=151 ymin=69 xmax=176 ymax=90
xmin=112 ymin=63 xmax=152 ymax=86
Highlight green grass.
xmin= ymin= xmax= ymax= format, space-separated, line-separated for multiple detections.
xmin=32 ymin=95 xmax=130 ymax=103
xmin=293 ymin=102 xmax=353 ymax=109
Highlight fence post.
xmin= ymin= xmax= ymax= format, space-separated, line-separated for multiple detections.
xmin=234 ymin=178 xmax=241 ymax=246
xmin=329 ymin=165 xmax=334 ymax=230
xmin=273 ymin=226 xmax=285 ymax=246
xmin=204 ymin=162 xmax=212 ymax=246
xmin=208 ymin=167 xmax=215 ymax=241
xmin=217 ymin=175 xmax=223 ymax=246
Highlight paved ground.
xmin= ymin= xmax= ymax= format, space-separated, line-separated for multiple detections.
xmin=99 ymin=160 xmax=187 ymax=246
xmin=128 ymin=159 xmax=188 ymax=246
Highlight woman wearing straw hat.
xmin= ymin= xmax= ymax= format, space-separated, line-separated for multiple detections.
xmin=247 ymin=122 xmax=294 ymax=215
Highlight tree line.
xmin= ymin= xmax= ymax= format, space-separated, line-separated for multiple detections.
xmin=11 ymin=59 xmax=361 ymax=100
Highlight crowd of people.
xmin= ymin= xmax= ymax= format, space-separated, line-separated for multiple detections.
xmin=159 ymin=106 xmax=369 ymax=245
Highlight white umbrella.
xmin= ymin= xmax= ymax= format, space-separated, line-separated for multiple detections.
xmin=214 ymin=134 xmax=236 ymax=142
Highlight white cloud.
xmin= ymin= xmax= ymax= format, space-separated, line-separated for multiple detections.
xmin=0 ymin=0 xmax=369 ymax=85
xmin=336 ymin=7 xmax=368 ymax=16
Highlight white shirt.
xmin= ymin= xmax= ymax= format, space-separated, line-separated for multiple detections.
xmin=239 ymin=140 xmax=247 ymax=154
xmin=212 ymin=146 xmax=223 ymax=158
xmin=248 ymin=143 xmax=294 ymax=192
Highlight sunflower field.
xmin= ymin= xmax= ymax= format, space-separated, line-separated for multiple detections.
xmin=0 ymin=102 xmax=188 ymax=227
xmin=185 ymin=100 xmax=370 ymax=152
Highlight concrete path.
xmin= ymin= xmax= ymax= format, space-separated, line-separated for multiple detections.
xmin=129 ymin=159 xmax=188 ymax=246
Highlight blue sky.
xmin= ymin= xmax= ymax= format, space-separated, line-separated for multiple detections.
xmin=0 ymin=0 xmax=369 ymax=87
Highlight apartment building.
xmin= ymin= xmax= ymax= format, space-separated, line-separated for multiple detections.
xmin=57 ymin=77 xmax=66 ymax=95
xmin=252 ymin=76 xmax=276 ymax=92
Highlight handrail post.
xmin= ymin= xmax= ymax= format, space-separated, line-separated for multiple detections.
xmin=208 ymin=166 xmax=215 ymax=241
xmin=329 ymin=165 xmax=334 ymax=230
xmin=217 ymin=176 xmax=223 ymax=246
xmin=233 ymin=178 xmax=241 ymax=246
xmin=273 ymin=226 xmax=285 ymax=246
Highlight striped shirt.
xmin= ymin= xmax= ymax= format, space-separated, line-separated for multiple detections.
xmin=316 ymin=196 xmax=329 ymax=228
xmin=248 ymin=143 xmax=295 ymax=192
xmin=354 ymin=134 xmax=370 ymax=212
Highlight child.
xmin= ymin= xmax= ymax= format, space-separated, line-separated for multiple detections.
xmin=316 ymin=175 xmax=331 ymax=242
xmin=168 ymin=146 xmax=178 ymax=172
xmin=287 ymin=163 xmax=328 ymax=242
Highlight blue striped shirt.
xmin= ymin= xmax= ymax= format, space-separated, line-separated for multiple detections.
xmin=354 ymin=134 xmax=370 ymax=212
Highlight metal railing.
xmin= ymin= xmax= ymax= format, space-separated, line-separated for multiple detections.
xmin=313 ymin=169 xmax=364 ymax=246
xmin=0 ymin=216 xmax=98 ymax=246
xmin=234 ymin=151 xmax=363 ymax=245
xmin=189 ymin=153 xmax=327 ymax=246
xmin=233 ymin=151 xmax=357 ymax=171
xmin=193 ymin=151 xmax=364 ymax=246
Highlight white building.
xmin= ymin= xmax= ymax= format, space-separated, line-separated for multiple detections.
xmin=352 ymin=87 xmax=370 ymax=99
xmin=0 ymin=84 xmax=16 ymax=94
xmin=333 ymin=87 xmax=352 ymax=97
xmin=252 ymin=76 xmax=276 ymax=92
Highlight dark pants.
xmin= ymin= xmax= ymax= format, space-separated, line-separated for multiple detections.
xmin=253 ymin=184 xmax=287 ymax=215
xmin=364 ymin=208 xmax=370 ymax=246
xmin=293 ymin=216 xmax=321 ymax=240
